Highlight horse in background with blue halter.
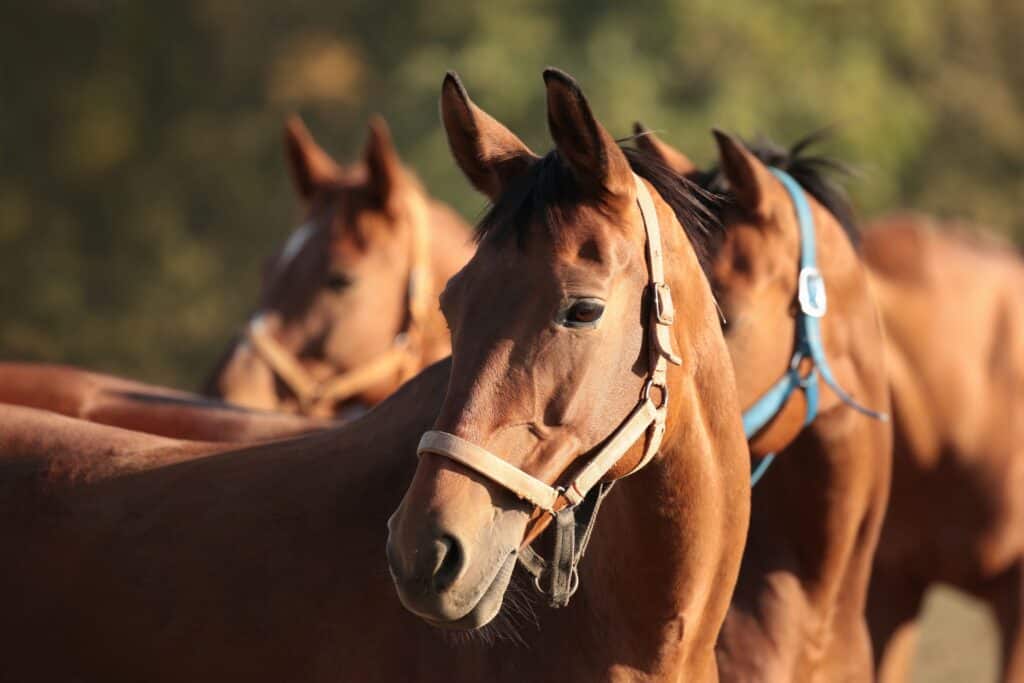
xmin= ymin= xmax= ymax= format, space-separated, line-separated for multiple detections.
xmin=634 ymin=126 xmax=892 ymax=682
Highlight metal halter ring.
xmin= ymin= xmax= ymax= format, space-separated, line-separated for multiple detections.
xmin=641 ymin=378 xmax=669 ymax=409
xmin=533 ymin=566 xmax=580 ymax=598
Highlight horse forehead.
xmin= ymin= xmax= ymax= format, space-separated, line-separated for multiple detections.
xmin=277 ymin=221 xmax=318 ymax=268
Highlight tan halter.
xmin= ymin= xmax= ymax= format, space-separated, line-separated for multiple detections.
xmin=417 ymin=174 xmax=683 ymax=606
xmin=246 ymin=193 xmax=433 ymax=417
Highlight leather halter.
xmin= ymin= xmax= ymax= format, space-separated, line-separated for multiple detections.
xmin=743 ymin=168 xmax=888 ymax=486
xmin=417 ymin=174 xmax=683 ymax=607
xmin=245 ymin=194 xmax=433 ymax=417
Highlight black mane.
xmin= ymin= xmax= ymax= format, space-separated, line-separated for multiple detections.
xmin=475 ymin=147 xmax=720 ymax=277
xmin=692 ymin=131 xmax=860 ymax=247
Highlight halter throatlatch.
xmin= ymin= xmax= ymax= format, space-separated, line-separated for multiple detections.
xmin=417 ymin=174 xmax=682 ymax=608
xmin=246 ymin=193 xmax=432 ymax=417
xmin=743 ymin=168 xmax=888 ymax=486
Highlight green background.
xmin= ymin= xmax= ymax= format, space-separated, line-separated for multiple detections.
xmin=2 ymin=0 xmax=1022 ymax=388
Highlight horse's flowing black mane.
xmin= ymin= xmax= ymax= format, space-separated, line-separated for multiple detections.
xmin=691 ymin=131 xmax=860 ymax=247
xmin=475 ymin=146 xmax=720 ymax=277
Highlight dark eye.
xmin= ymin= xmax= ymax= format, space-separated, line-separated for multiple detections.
xmin=560 ymin=298 xmax=605 ymax=329
xmin=325 ymin=272 xmax=352 ymax=292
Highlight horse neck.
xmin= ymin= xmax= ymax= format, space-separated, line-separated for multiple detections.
xmin=417 ymin=200 xmax=473 ymax=363
xmin=563 ymin=208 xmax=750 ymax=679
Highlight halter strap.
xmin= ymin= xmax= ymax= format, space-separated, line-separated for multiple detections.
xmin=743 ymin=168 xmax=888 ymax=486
xmin=417 ymin=173 xmax=681 ymax=606
xmin=245 ymin=192 xmax=432 ymax=417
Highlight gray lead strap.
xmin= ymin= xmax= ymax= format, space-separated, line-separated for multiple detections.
xmin=520 ymin=481 xmax=615 ymax=607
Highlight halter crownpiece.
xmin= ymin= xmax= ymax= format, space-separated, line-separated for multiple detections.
xmin=417 ymin=173 xmax=681 ymax=607
xmin=245 ymin=192 xmax=433 ymax=417
xmin=744 ymin=168 xmax=888 ymax=486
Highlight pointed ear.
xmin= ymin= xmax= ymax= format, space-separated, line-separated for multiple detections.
xmin=633 ymin=122 xmax=697 ymax=177
xmin=543 ymin=68 xmax=632 ymax=197
xmin=284 ymin=116 xmax=342 ymax=199
xmin=712 ymin=128 xmax=779 ymax=218
xmin=363 ymin=115 xmax=405 ymax=210
xmin=440 ymin=72 xmax=538 ymax=201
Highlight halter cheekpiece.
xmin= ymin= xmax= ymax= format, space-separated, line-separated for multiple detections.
xmin=743 ymin=168 xmax=888 ymax=485
xmin=417 ymin=174 xmax=682 ymax=607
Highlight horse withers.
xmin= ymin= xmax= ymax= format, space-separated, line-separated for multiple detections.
xmin=636 ymin=128 xmax=892 ymax=680
xmin=0 ymin=361 xmax=328 ymax=441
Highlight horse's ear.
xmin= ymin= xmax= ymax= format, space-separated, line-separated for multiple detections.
xmin=440 ymin=72 xmax=537 ymax=201
xmin=363 ymin=115 xmax=404 ymax=211
xmin=543 ymin=68 xmax=631 ymax=197
xmin=712 ymin=129 xmax=779 ymax=219
xmin=633 ymin=122 xmax=697 ymax=177
xmin=284 ymin=116 xmax=341 ymax=199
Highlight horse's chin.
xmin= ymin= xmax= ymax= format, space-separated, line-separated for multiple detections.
xmin=425 ymin=552 xmax=517 ymax=631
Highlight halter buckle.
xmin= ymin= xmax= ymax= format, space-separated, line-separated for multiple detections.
xmin=798 ymin=266 xmax=827 ymax=318
xmin=652 ymin=283 xmax=675 ymax=325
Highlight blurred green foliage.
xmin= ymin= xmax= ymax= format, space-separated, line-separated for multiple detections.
xmin=1 ymin=0 xmax=1022 ymax=388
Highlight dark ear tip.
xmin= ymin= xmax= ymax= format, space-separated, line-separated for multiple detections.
xmin=711 ymin=128 xmax=739 ymax=148
xmin=633 ymin=121 xmax=649 ymax=136
xmin=542 ymin=67 xmax=580 ymax=91
xmin=442 ymin=71 xmax=467 ymax=97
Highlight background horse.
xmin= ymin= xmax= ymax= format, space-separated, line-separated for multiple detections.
xmin=205 ymin=116 xmax=473 ymax=417
xmin=636 ymin=129 xmax=892 ymax=680
xmin=387 ymin=70 xmax=750 ymax=679
xmin=862 ymin=213 xmax=1024 ymax=682
xmin=0 ymin=362 xmax=328 ymax=441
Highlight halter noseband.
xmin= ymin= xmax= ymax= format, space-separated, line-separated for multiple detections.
xmin=743 ymin=168 xmax=888 ymax=485
xmin=245 ymin=194 xmax=433 ymax=417
xmin=417 ymin=174 xmax=682 ymax=607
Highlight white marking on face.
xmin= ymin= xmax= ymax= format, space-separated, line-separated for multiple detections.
xmin=278 ymin=222 xmax=316 ymax=269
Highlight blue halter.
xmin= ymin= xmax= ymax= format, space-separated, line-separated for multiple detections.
xmin=744 ymin=168 xmax=888 ymax=486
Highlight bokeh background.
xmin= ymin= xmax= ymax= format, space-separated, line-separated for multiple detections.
xmin=2 ymin=3 xmax=1022 ymax=678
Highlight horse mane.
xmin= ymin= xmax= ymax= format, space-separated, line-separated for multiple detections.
xmin=475 ymin=146 xmax=720 ymax=277
xmin=692 ymin=131 xmax=861 ymax=247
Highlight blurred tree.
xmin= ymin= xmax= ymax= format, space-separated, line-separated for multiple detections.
xmin=0 ymin=0 xmax=1021 ymax=387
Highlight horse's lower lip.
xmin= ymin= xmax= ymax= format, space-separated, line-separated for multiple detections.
xmin=419 ymin=552 xmax=517 ymax=630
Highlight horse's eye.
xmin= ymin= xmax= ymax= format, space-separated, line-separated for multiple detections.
xmin=560 ymin=299 xmax=605 ymax=329
xmin=325 ymin=272 xmax=352 ymax=292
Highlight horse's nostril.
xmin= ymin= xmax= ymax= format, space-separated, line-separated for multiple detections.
xmin=431 ymin=534 xmax=465 ymax=592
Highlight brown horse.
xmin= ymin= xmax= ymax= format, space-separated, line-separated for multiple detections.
xmin=0 ymin=362 xmax=328 ymax=441
xmin=635 ymin=129 xmax=892 ymax=680
xmin=386 ymin=70 xmax=750 ymax=679
xmin=862 ymin=213 xmax=1024 ymax=682
xmin=206 ymin=116 xmax=473 ymax=417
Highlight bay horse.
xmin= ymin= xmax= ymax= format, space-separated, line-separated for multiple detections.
xmin=386 ymin=70 xmax=750 ymax=679
xmin=0 ymin=361 xmax=328 ymax=441
xmin=206 ymin=115 xmax=473 ymax=417
xmin=862 ymin=213 xmax=1024 ymax=682
xmin=635 ymin=128 xmax=892 ymax=680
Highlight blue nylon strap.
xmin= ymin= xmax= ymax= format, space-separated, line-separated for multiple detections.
xmin=743 ymin=168 xmax=887 ymax=486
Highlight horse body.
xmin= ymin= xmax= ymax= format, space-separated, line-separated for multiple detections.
xmin=1 ymin=354 xmax=743 ymax=682
xmin=0 ymin=362 xmax=328 ymax=441
xmin=863 ymin=214 xmax=1024 ymax=682
xmin=638 ymin=130 xmax=892 ymax=680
